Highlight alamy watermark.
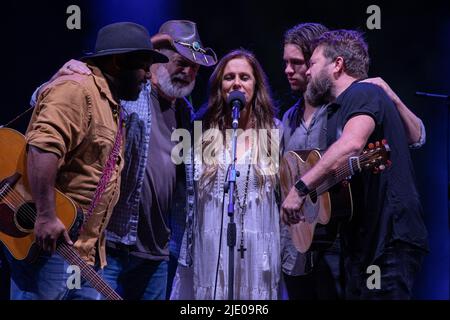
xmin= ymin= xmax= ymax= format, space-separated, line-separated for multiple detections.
xmin=366 ymin=264 xmax=381 ymax=290
xmin=66 ymin=265 xmax=81 ymax=289
xmin=366 ymin=5 xmax=381 ymax=30
xmin=170 ymin=121 xmax=281 ymax=175
xmin=66 ymin=5 xmax=81 ymax=30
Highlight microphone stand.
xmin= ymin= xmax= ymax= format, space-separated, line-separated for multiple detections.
xmin=224 ymin=105 xmax=241 ymax=300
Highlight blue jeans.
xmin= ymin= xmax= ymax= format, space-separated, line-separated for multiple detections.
xmin=0 ymin=244 xmax=10 ymax=300
xmin=166 ymin=252 xmax=178 ymax=299
xmin=102 ymin=246 xmax=168 ymax=300
xmin=3 ymin=248 xmax=102 ymax=300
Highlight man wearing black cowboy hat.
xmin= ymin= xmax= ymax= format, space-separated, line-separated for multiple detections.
xmin=26 ymin=19 xmax=216 ymax=300
xmin=5 ymin=21 xmax=166 ymax=300
xmin=49 ymin=20 xmax=217 ymax=300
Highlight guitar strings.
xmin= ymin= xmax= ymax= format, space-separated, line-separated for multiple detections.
xmin=313 ymin=151 xmax=378 ymax=196
xmin=290 ymin=149 xmax=380 ymax=200
xmin=1 ymin=185 xmax=40 ymax=224
xmin=57 ymin=246 xmax=121 ymax=300
xmin=57 ymin=244 xmax=122 ymax=300
xmin=2 ymin=184 xmax=82 ymax=228
xmin=3 ymin=149 xmax=378 ymax=221
xmin=3 ymin=149 xmax=377 ymax=223
xmin=1 ymin=185 xmax=122 ymax=300
xmin=2 ymin=197 xmax=36 ymax=224
xmin=2 ymin=148 xmax=381 ymax=300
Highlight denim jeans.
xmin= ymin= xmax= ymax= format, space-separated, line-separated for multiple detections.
xmin=166 ymin=252 xmax=178 ymax=299
xmin=0 ymin=244 xmax=10 ymax=300
xmin=102 ymin=246 xmax=168 ymax=300
xmin=283 ymin=238 xmax=343 ymax=300
xmin=344 ymin=241 xmax=426 ymax=300
xmin=3 ymin=247 xmax=102 ymax=300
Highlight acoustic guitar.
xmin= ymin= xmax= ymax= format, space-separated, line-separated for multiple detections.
xmin=0 ymin=128 xmax=122 ymax=300
xmin=280 ymin=141 xmax=390 ymax=253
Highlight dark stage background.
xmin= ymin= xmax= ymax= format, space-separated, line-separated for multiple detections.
xmin=1 ymin=0 xmax=449 ymax=300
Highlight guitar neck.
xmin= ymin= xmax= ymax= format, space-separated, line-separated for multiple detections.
xmin=314 ymin=154 xmax=364 ymax=196
xmin=56 ymin=243 xmax=122 ymax=300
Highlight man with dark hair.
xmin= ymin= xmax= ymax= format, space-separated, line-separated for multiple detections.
xmin=4 ymin=22 xmax=166 ymax=300
xmin=282 ymin=23 xmax=343 ymax=300
xmin=282 ymin=29 xmax=428 ymax=300
xmin=28 ymin=20 xmax=217 ymax=300
xmin=281 ymin=23 xmax=426 ymax=300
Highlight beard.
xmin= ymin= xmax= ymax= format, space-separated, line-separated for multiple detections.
xmin=305 ymin=69 xmax=334 ymax=107
xmin=155 ymin=64 xmax=196 ymax=98
xmin=117 ymin=69 xmax=145 ymax=101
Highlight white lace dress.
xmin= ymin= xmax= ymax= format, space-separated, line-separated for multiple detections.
xmin=171 ymin=149 xmax=281 ymax=300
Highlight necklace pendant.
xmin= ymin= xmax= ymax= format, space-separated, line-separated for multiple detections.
xmin=238 ymin=243 xmax=247 ymax=259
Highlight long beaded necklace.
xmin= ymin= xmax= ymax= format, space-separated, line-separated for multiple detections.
xmin=235 ymin=118 xmax=255 ymax=259
xmin=221 ymin=116 xmax=255 ymax=259
xmin=235 ymin=154 xmax=252 ymax=259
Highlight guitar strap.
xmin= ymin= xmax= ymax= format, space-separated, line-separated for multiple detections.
xmin=80 ymin=109 xmax=124 ymax=232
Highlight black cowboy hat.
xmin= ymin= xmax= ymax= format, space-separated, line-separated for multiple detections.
xmin=151 ymin=20 xmax=217 ymax=67
xmin=82 ymin=21 xmax=168 ymax=63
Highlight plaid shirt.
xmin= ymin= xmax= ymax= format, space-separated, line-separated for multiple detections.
xmin=105 ymin=82 xmax=152 ymax=244
xmin=106 ymin=82 xmax=195 ymax=261
xmin=31 ymin=80 xmax=196 ymax=259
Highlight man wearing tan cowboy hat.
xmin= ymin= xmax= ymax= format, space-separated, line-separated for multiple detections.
xmin=28 ymin=20 xmax=217 ymax=300
xmin=104 ymin=19 xmax=217 ymax=300
xmin=43 ymin=19 xmax=218 ymax=300
xmin=5 ymin=21 xmax=166 ymax=300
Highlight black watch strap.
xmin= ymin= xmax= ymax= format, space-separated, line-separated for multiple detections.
xmin=295 ymin=179 xmax=310 ymax=196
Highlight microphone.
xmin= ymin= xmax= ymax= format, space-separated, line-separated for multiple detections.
xmin=226 ymin=90 xmax=246 ymax=129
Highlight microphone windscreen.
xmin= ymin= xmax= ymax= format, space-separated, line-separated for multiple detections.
xmin=226 ymin=90 xmax=246 ymax=109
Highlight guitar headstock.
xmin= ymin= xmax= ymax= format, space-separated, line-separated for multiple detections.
xmin=360 ymin=140 xmax=391 ymax=173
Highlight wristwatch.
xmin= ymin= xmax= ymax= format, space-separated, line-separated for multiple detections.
xmin=295 ymin=179 xmax=310 ymax=196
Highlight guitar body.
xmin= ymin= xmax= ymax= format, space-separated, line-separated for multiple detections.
xmin=0 ymin=127 xmax=122 ymax=300
xmin=0 ymin=128 xmax=78 ymax=261
xmin=280 ymin=149 xmax=353 ymax=253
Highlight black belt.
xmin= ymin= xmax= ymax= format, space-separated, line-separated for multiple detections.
xmin=106 ymin=240 xmax=135 ymax=254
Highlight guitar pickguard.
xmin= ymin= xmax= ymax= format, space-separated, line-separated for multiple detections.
xmin=0 ymin=203 xmax=29 ymax=238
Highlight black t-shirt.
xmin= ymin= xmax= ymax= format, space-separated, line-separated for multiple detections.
xmin=326 ymin=82 xmax=429 ymax=265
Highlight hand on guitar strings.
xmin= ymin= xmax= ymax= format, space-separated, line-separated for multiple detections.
xmin=34 ymin=216 xmax=73 ymax=254
xmin=281 ymin=187 xmax=306 ymax=225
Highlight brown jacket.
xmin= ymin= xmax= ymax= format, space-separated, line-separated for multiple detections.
xmin=26 ymin=65 xmax=124 ymax=267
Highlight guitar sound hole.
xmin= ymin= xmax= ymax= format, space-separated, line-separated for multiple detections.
xmin=15 ymin=203 xmax=36 ymax=231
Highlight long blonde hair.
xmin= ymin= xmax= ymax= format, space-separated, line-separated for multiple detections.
xmin=198 ymin=49 xmax=280 ymax=189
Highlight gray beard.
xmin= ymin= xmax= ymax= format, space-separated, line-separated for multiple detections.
xmin=305 ymin=71 xmax=333 ymax=107
xmin=155 ymin=64 xmax=195 ymax=98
